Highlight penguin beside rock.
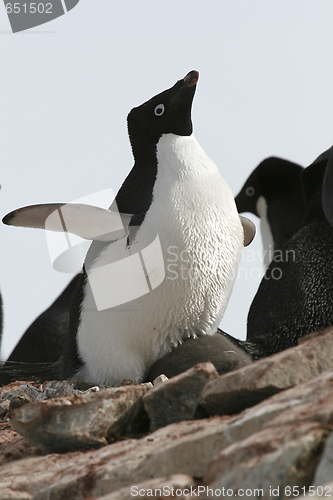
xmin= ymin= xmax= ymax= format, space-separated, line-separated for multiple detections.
xmin=2 ymin=71 xmax=255 ymax=386
xmin=245 ymin=146 xmax=333 ymax=356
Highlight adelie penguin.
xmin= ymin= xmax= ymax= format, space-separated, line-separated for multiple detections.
xmin=245 ymin=146 xmax=333 ymax=357
xmin=3 ymin=71 xmax=255 ymax=385
xmin=235 ymin=157 xmax=306 ymax=267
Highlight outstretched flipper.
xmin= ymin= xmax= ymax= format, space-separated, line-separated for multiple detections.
xmin=3 ymin=203 xmax=133 ymax=242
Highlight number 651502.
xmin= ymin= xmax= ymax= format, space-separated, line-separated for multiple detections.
xmin=5 ymin=3 xmax=53 ymax=14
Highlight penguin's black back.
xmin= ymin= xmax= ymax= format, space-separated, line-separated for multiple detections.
xmin=58 ymin=271 xmax=86 ymax=379
xmin=247 ymin=160 xmax=333 ymax=354
xmin=0 ymin=275 xmax=80 ymax=386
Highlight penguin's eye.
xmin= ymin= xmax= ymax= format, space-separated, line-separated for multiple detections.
xmin=154 ymin=104 xmax=165 ymax=116
xmin=245 ymin=186 xmax=255 ymax=197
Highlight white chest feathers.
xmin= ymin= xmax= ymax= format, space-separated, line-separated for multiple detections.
xmin=76 ymin=134 xmax=244 ymax=386
xmin=256 ymin=196 xmax=274 ymax=268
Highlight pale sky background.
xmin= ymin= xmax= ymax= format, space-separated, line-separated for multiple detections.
xmin=0 ymin=1 xmax=332 ymax=359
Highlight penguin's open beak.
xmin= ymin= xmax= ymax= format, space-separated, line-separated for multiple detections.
xmin=183 ymin=70 xmax=199 ymax=87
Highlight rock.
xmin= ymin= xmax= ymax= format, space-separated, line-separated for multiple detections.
xmin=207 ymin=367 xmax=333 ymax=453
xmin=2 ymin=332 xmax=333 ymax=498
xmin=0 ymin=382 xmax=44 ymax=419
xmin=0 ymin=421 xmax=41 ymax=466
xmin=0 ymin=399 xmax=10 ymax=418
xmin=0 ymin=416 xmax=235 ymax=498
xmin=0 ymin=489 xmax=32 ymax=500
xmin=1 ymin=367 xmax=333 ymax=498
xmin=97 ymin=474 xmax=196 ymax=500
xmin=313 ymin=431 xmax=333 ymax=487
xmin=200 ymin=369 xmax=333 ymax=499
xmin=143 ymin=362 xmax=218 ymax=431
xmin=152 ymin=374 xmax=169 ymax=386
xmin=204 ymin=422 xmax=328 ymax=500
xmin=9 ymin=384 xmax=149 ymax=453
xmin=9 ymin=395 xmax=34 ymax=411
xmin=42 ymin=380 xmax=77 ymax=398
xmin=200 ymin=328 xmax=333 ymax=416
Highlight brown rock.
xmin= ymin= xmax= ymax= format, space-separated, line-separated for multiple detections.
xmin=0 ymin=489 xmax=32 ymax=500
xmin=313 ymin=431 xmax=333 ymax=487
xmin=0 ymin=421 xmax=41 ymax=466
xmin=143 ymin=362 xmax=218 ymax=431
xmin=200 ymin=327 xmax=333 ymax=416
xmin=9 ymin=384 xmax=149 ymax=453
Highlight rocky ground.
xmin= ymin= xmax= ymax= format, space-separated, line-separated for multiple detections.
xmin=1 ymin=327 xmax=333 ymax=499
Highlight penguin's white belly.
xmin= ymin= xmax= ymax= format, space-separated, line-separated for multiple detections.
xmin=76 ymin=134 xmax=243 ymax=386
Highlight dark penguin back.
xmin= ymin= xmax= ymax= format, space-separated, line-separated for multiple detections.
xmin=0 ymin=275 xmax=80 ymax=385
xmin=247 ymin=159 xmax=333 ymax=356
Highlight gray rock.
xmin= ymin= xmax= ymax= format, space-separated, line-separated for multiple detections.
xmin=97 ymin=474 xmax=196 ymax=500
xmin=152 ymin=374 xmax=169 ymax=386
xmin=42 ymin=380 xmax=77 ymax=399
xmin=2 ymin=340 xmax=333 ymax=498
xmin=200 ymin=328 xmax=333 ymax=416
xmin=0 ymin=417 xmax=235 ymax=499
xmin=1 ymin=383 xmax=43 ymax=402
xmin=204 ymin=422 xmax=328 ymax=500
xmin=0 ymin=383 xmax=44 ymax=419
xmin=9 ymin=384 xmax=149 ymax=453
xmin=143 ymin=362 xmax=218 ymax=431
xmin=313 ymin=432 xmax=333 ymax=487
xmin=0 ymin=399 xmax=10 ymax=418
xmin=2 ymin=367 xmax=333 ymax=498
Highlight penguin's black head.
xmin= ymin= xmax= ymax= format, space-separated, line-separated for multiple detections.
xmin=127 ymin=71 xmax=198 ymax=156
xmin=235 ymin=157 xmax=304 ymax=216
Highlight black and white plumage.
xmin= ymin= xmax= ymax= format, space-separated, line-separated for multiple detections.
xmin=246 ymin=146 xmax=333 ymax=356
xmin=235 ymin=157 xmax=305 ymax=266
xmin=3 ymin=71 xmax=254 ymax=385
